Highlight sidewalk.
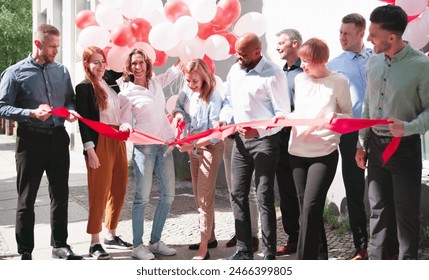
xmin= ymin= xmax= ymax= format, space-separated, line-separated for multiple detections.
xmin=0 ymin=133 xmax=290 ymax=260
xmin=2 ymin=133 xmax=427 ymax=260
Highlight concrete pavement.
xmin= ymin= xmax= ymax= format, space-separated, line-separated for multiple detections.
xmin=0 ymin=133 xmax=293 ymax=261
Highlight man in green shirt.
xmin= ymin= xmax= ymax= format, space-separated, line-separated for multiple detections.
xmin=356 ymin=5 xmax=429 ymax=260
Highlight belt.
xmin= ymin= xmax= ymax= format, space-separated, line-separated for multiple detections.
xmin=19 ymin=126 xmax=62 ymax=135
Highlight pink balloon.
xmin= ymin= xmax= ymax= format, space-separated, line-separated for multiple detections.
xmin=75 ymin=10 xmax=98 ymax=29
xmin=130 ymin=18 xmax=152 ymax=42
xmin=165 ymin=95 xmax=178 ymax=114
xmin=154 ymin=50 xmax=168 ymax=67
xmin=197 ymin=22 xmax=216 ymax=40
xmin=111 ymin=24 xmax=135 ymax=47
xmin=202 ymin=55 xmax=216 ymax=74
xmin=164 ymin=0 xmax=190 ymax=23
xmin=214 ymin=0 xmax=241 ymax=27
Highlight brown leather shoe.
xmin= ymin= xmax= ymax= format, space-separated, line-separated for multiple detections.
xmin=225 ymin=235 xmax=237 ymax=247
xmin=276 ymin=242 xmax=297 ymax=256
xmin=350 ymin=248 xmax=368 ymax=260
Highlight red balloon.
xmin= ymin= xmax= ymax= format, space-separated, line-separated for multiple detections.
xmin=215 ymin=0 xmax=241 ymax=27
xmin=75 ymin=10 xmax=98 ymax=29
xmin=130 ymin=18 xmax=152 ymax=42
xmin=111 ymin=24 xmax=135 ymax=47
xmin=408 ymin=14 xmax=419 ymax=22
xmin=218 ymin=31 xmax=238 ymax=54
xmin=154 ymin=50 xmax=168 ymax=67
xmin=202 ymin=55 xmax=216 ymax=74
xmin=164 ymin=0 xmax=191 ymax=23
xmin=197 ymin=23 xmax=216 ymax=40
xmin=378 ymin=0 xmax=395 ymax=4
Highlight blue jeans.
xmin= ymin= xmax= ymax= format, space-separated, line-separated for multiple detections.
xmin=132 ymin=144 xmax=175 ymax=247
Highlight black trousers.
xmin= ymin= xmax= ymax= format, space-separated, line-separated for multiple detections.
xmin=291 ymin=150 xmax=339 ymax=260
xmin=15 ymin=126 xmax=70 ymax=254
xmin=276 ymin=127 xmax=299 ymax=243
xmin=231 ymin=132 xmax=280 ymax=256
xmin=339 ymin=132 xmax=368 ymax=249
xmin=367 ymin=131 xmax=421 ymax=260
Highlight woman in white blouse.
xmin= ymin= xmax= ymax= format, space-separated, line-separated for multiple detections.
xmin=118 ymin=49 xmax=181 ymax=260
xmin=287 ymin=38 xmax=352 ymax=260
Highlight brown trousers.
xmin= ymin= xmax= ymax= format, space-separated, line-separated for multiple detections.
xmin=190 ymin=141 xmax=224 ymax=241
xmin=86 ymin=134 xmax=128 ymax=234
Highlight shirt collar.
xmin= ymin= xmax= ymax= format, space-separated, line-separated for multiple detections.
xmin=385 ymin=42 xmax=410 ymax=62
xmin=247 ymin=56 xmax=266 ymax=74
xmin=27 ymin=54 xmax=47 ymax=68
xmin=344 ymin=46 xmax=373 ymax=60
xmin=283 ymin=58 xmax=302 ymax=72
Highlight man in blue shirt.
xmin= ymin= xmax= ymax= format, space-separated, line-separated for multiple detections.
xmin=274 ymin=28 xmax=302 ymax=256
xmin=327 ymin=13 xmax=372 ymax=260
xmin=0 ymin=24 xmax=81 ymax=260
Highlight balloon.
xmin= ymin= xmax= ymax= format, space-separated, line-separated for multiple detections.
xmin=95 ymin=4 xmax=124 ymax=30
xmin=421 ymin=8 xmax=429 ymax=35
xmin=178 ymin=38 xmax=205 ymax=62
xmin=396 ymin=0 xmax=427 ymax=16
xmin=189 ymin=0 xmax=217 ymax=23
xmin=174 ymin=16 xmax=198 ymax=41
xmin=131 ymin=42 xmax=156 ymax=64
xmin=233 ymin=12 xmax=267 ymax=37
xmin=218 ymin=31 xmax=238 ymax=54
xmin=75 ymin=10 xmax=98 ymax=29
xmin=204 ymin=34 xmax=230 ymax=61
xmin=111 ymin=24 xmax=135 ymax=47
xmin=166 ymin=95 xmax=178 ymax=114
xmin=136 ymin=0 xmax=163 ymax=20
xmin=149 ymin=22 xmax=179 ymax=51
xmin=214 ymin=0 xmax=241 ymax=26
xmin=165 ymin=42 xmax=181 ymax=57
xmin=209 ymin=7 xmax=232 ymax=31
xmin=77 ymin=25 xmax=111 ymax=49
xmin=118 ymin=0 xmax=143 ymax=19
xmin=154 ymin=50 xmax=168 ymax=67
xmin=403 ymin=18 xmax=428 ymax=50
xmin=164 ymin=0 xmax=191 ymax=22
xmin=130 ymin=18 xmax=152 ymax=42
xmin=107 ymin=46 xmax=130 ymax=72
xmin=202 ymin=55 xmax=216 ymax=74
xmin=148 ymin=7 xmax=169 ymax=25
xmin=214 ymin=75 xmax=224 ymax=95
xmin=197 ymin=22 xmax=216 ymax=40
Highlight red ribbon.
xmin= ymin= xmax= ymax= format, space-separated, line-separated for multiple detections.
xmin=51 ymin=107 xmax=400 ymax=164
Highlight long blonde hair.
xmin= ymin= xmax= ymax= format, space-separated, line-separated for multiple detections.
xmin=181 ymin=59 xmax=216 ymax=102
xmin=82 ymin=46 xmax=108 ymax=110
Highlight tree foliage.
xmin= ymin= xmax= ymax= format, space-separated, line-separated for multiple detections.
xmin=0 ymin=0 xmax=32 ymax=73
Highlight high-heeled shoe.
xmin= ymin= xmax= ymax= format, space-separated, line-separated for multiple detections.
xmin=192 ymin=252 xmax=210 ymax=260
xmin=188 ymin=240 xmax=218 ymax=250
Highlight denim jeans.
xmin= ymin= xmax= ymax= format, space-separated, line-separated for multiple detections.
xmin=132 ymin=144 xmax=175 ymax=247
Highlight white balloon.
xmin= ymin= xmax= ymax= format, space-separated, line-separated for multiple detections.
xmin=174 ymin=16 xmax=198 ymax=41
xmin=421 ymin=8 xmax=429 ymax=35
xmin=189 ymin=0 xmax=217 ymax=23
xmin=396 ymin=0 xmax=427 ymax=16
xmin=131 ymin=42 xmax=156 ymax=64
xmin=118 ymin=0 xmax=143 ymax=19
xmin=77 ymin=25 xmax=111 ymax=49
xmin=149 ymin=22 xmax=179 ymax=51
xmin=107 ymin=46 xmax=130 ymax=72
xmin=95 ymin=4 xmax=124 ymax=30
xmin=214 ymin=75 xmax=225 ymax=96
xmin=204 ymin=34 xmax=230 ymax=61
xmin=233 ymin=12 xmax=267 ymax=37
xmin=98 ymin=0 xmax=117 ymax=6
xmin=178 ymin=38 xmax=205 ymax=62
xmin=136 ymin=0 xmax=164 ymax=20
xmin=149 ymin=7 xmax=169 ymax=25
xmin=165 ymin=42 xmax=181 ymax=57
xmin=403 ymin=18 xmax=429 ymax=50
